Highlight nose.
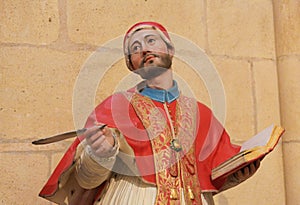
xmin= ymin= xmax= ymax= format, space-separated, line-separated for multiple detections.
xmin=141 ymin=41 xmax=151 ymax=54
xmin=142 ymin=50 xmax=151 ymax=56
xmin=141 ymin=45 xmax=152 ymax=58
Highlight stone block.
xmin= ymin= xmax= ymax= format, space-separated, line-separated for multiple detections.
xmin=212 ymin=57 xmax=255 ymax=141
xmin=51 ymin=151 xmax=68 ymax=172
xmin=0 ymin=47 xmax=90 ymax=140
xmin=278 ymin=56 xmax=300 ymax=141
xmin=95 ymin=60 xmax=135 ymax=103
xmin=0 ymin=153 xmax=50 ymax=204
xmin=252 ymin=60 xmax=281 ymax=129
xmin=207 ymin=0 xmax=275 ymax=58
xmin=173 ymin=59 xmax=211 ymax=106
xmin=273 ymin=0 xmax=300 ymax=56
xmin=0 ymin=142 xmax=69 ymax=153
xmin=67 ymin=0 xmax=206 ymax=47
xmin=283 ymin=142 xmax=300 ymax=205
xmin=0 ymin=0 xmax=59 ymax=44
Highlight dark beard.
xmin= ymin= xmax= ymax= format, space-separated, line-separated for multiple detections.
xmin=134 ymin=54 xmax=172 ymax=79
xmin=133 ymin=66 xmax=169 ymax=79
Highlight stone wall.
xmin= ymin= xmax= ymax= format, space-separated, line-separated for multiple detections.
xmin=273 ymin=1 xmax=300 ymax=204
xmin=0 ymin=0 xmax=299 ymax=204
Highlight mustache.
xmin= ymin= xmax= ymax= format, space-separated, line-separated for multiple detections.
xmin=140 ymin=53 xmax=159 ymax=68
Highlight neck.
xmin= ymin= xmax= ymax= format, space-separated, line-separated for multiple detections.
xmin=146 ymin=69 xmax=173 ymax=90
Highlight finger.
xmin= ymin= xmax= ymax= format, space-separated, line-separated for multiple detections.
xmin=89 ymin=129 xmax=105 ymax=142
xmin=90 ymin=135 xmax=106 ymax=150
xmin=255 ymin=159 xmax=261 ymax=168
xmin=248 ymin=163 xmax=256 ymax=175
xmin=249 ymin=160 xmax=260 ymax=175
xmin=242 ymin=166 xmax=250 ymax=177
xmin=96 ymin=135 xmax=114 ymax=150
xmin=93 ymin=142 xmax=113 ymax=156
xmin=94 ymin=146 xmax=110 ymax=156
xmin=84 ymin=124 xmax=107 ymax=138
xmin=84 ymin=126 xmax=102 ymax=138
xmin=235 ymin=170 xmax=244 ymax=180
xmin=86 ymin=130 xmax=104 ymax=146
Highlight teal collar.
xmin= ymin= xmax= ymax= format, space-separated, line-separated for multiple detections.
xmin=140 ymin=81 xmax=180 ymax=103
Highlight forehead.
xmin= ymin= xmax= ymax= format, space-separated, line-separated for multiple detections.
xmin=128 ymin=29 xmax=161 ymax=44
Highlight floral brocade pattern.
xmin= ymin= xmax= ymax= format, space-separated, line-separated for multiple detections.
xmin=129 ymin=93 xmax=202 ymax=205
xmin=177 ymin=97 xmax=202 ymax=205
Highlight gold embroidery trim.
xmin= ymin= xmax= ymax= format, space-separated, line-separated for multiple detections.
xmin=128 ymin=93 xmax=202 ymax=205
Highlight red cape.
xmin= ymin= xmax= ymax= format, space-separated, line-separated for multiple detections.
xmin=39 ymin=92 xmax=240 ymax=199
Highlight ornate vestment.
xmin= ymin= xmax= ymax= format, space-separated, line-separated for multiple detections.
xmin=39 ymin=91 xmax=240 ymax=204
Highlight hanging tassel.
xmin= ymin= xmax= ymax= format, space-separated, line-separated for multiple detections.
xmin=187 ymin=186 xmax=195 ymax=200
xmin=170 ymin=188 xmax=179 ymax=200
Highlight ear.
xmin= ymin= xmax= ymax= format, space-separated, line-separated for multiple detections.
xmin=126 ymin=55 xmax=134 ymax=71
xmin=167 ymin=43 xmax=175 ymax=57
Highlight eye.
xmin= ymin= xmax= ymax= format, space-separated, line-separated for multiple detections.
xmin=147 ymin=38 xmax=156 ymax=45
xmin=130 ymin=44 xmax=141 ymax=54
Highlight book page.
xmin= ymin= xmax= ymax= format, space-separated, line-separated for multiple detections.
xmin=240 ymin=125 xmax=274 ymax=152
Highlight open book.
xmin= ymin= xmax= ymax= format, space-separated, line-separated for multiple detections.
xmin=211 ymin=124 xmax=285 ymax=181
